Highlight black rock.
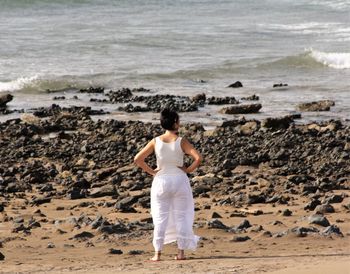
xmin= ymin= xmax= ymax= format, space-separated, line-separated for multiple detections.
xmin=0 ymin=94 xmax=13 ymax=107
xmin=0 ymin=251 xmax=4 ymax=261
xmin=98 ymin=222 xmax=129 ymax=234
xmin=128 ymin=250 xmax=144 ymax=255
xmin=322 ymin=225 xmax=343 ymax=236
xmin=282 ymin=209 xmax=293 ymax=216
xmin=66 ymin=188 xmax=87 ymax=200
xmin=227 ymin=81 xmax=243 ymax=88
xmin=322 ymin=194 xmax=344 ymax=204
xmin=273 ymin=83 xmax=288 ymax=88
xmin=291 ymin=226 xmax=319 ymax=237
xmin=235 ymin=219 xmax=251 ymax=230
xmin=231 ymin=236 xmax=251 ymax=242
xmin=207 ymin=219 xmax=228 ymax=230
xmin=211 ymin=212 xmax=222 ymax=219
xmin=109 ymin=248 xmax=123 ymax=255
xmin=31 ymin=197 xmax=51 ymax=206
xmin=304 ymin=199 xmax=321 ymax=211
xmin=71 ymin=231 xmax=95 ymax=240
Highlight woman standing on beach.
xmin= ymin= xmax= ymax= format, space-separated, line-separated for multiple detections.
xmin=134 ymin=109 xmax=202 ymax=261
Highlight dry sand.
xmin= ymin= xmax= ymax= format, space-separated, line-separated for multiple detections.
xmin=1 ymin=186 xmax=349 ymax=274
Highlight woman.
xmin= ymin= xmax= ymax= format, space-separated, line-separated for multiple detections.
xmin=134 ymin=109 xmax=202 ymax=261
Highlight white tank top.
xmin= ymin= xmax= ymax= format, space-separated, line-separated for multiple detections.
xmin=154 ymin=136 xmax=184 ymax=175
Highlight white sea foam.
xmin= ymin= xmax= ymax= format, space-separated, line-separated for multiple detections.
xmin=310 ymin=0 xmax=350 ymax=10
xmin=308 ymin=49 xmax=350 ymax=69
xmin=0 ymin=75 xmax=39 ymax=92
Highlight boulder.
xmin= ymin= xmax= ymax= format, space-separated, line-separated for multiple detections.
xmin=308 ymin=214 xmax=330 ymax=227
xmin=261 ymin=116 xmax=294 ymax=130
xmin=298 ymin=100 xmax=335 ymax=112
xmin=89 ymin=184 xmax=117 ymax=198
xmin=0 ymin=94 xmax=13 ymax=107
xmin=220 ymin=104 xmax=262 ymax=114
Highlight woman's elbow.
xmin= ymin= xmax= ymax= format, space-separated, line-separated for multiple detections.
xmin=134 ymin=156 xmax=141 ymax=166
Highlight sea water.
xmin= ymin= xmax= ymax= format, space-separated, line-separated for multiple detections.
xmin=0 ymin=0 xmax=349 ymax=125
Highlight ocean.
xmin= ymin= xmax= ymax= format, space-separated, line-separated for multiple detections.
xmin=0 ymin=0 xmax=349 ymax=126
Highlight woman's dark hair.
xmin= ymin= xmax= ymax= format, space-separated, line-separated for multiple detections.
xmin=160 ymin=108 xmax=179 ymax=130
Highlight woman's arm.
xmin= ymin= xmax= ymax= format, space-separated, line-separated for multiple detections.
xmin=180 ymin=138 xmax=202 ymax=173
xmin=134 ymin=139 xmax=158 ymax=176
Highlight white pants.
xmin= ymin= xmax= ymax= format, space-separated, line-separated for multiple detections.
xmin=151 ymin=173 xmax=200 ymax=252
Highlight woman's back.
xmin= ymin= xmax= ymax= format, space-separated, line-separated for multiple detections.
xmin=155 ymin=136 xmax=184 ymax=175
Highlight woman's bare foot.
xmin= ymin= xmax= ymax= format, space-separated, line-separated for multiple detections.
xmin=150 ymin=251 xmax=161 ymax=261
xmin=175 ymin=250 xmax=186 ymax=260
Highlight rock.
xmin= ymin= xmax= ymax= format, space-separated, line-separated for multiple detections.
xmin=66 ymin=188 xmax=86 ymax=200
xmin=322 ymin=194 xmax=344 ymax=204
xmin=211 ymin=212 xmax=222 ymax=219
xmin=12 ymin=223 xmax=26 ymax=233
xmin=207 ymin=96 xmax=239 ymax=105
xmin=235 ymin=219 xmax=252 ymax=230
xmin=90 ymin=215 xmax=105 ymax=229
xmin=315 ymin=204 xmax=335 ymax=214
xmin=238 ymin=121 xmax=259 ymax=135
xmin=282 ymin=209 xmax=293 ymax=216
xmin=0 ymin=251 xmax=4 ymax=260
xmin=47 ymin=242 xmax=55 ymax=248
xmin=191 ymin=93 xmax=206 ymax=103
xmin=31 ymin=197 xmax=51 ymax=206
xmin=71 ymin=231 xmax=95 ymax=240
xmin=261 ymin=116 xmax=294 ymax=130
xmin=109 ymin=248 xmax=123 ymax=255
xmin=308 ymin=214 xmax=330 ymax=227
xmin=247 ymin=193 xmax=265 ymax=204
xmin=0 ymin=94 xmax=13 ymax=107
xmin=89 ymin=184 xmax=117 ymax=198
xmin=0 ymin=204 xmax=4 ymax=212
xmin=241 ymin=94 xmax=259 ymax=101
xmin=79 ymin=87 xmax=104 ymax=93
xmin=207 ymin=219 xmax=228 ymax=230
xmin=115 ymin=196 xmax=138 ymax=211
xmin=304 ymin=199 xmax=321 ymax=211
xmin=231 ymin=236 xmax=251 ymax=242
xmin=128 ymin=250 xmax=144 ymax=255
xmin=322 ymin=225 xmax=343 ymax=236
xmin=298 ymin=100 xmax=335 ymax=112
xmin=220 ymin=104 xmax=262 ymax=114
xmin=98 ymin=222 xmax=129 ymax=234
xmin=273 ymin=83 xmax=288 ymax=88
xmin=291 ymin=226 xmax=319 ymax=237
xmin=227 ymin=81 xmax=243 ymax=88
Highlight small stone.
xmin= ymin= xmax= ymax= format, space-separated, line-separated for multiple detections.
xmin=235 ymin=219 xmax=251 ymax=230
xmin=211 ymin=212 xmax=222 ymax=219
xmin=47 ymin=242 xmax=55 ymax=248
xmin=128 ymin=250 xmax=144 ymax=255
xmin=0 ymin=251 xmax=5 ymax=260
xmin=282 ymin=209 xmax=292 ymax=216
xmin=227 ymin=81 xmax=243 ymax=88
xmin=231 ymin=236 xmax=250 ymax=242
xmin=109 ymin=248 xmax=123 ymax=255
xmin=207 ymin=219 xmax=228 ymax=230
